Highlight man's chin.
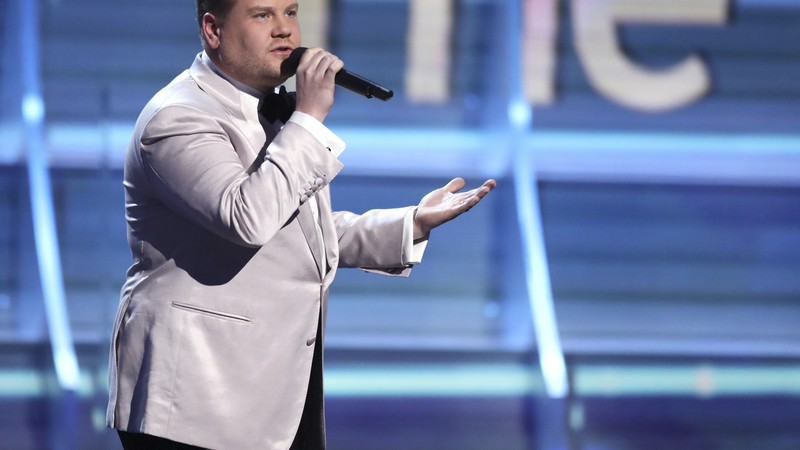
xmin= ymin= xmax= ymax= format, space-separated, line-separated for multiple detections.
xmin=264 ymin=74 xmax=290 ymax=90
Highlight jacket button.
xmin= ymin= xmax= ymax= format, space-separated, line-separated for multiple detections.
xmin=306 ymin=337 xmax=316 ymax=346
xmin=314 ymin=177 xmax=324 ymax=186
xmin=300 ymin=194 xmax=308 ymax=202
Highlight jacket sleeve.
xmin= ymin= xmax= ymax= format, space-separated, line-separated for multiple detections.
xmin=134 ymin=104 xmax=344 ymax=247
xmin=333 ymin=207 xmax=417 ymax=277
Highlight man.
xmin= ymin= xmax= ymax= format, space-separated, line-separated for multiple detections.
xmin=106 ymin=0 xmax=495 ymax=448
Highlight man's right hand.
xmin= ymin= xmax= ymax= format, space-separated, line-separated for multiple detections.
xmin=293 ymin=48 xmax=344 ymax=123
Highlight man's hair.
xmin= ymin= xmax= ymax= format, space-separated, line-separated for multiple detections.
xmin=196 ymin=0 xmax=235 ymax=30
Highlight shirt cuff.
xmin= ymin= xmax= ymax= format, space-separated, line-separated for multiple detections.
xmin=401 ymin=207 xmax=428 ymax=265
xmin=288 ymin=111 xmax=346 ymax=157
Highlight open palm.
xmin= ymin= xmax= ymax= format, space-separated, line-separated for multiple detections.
xmin=413 ymin=178 xmax=497 ymax=240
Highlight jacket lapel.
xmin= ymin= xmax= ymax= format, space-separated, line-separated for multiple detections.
xmin=189 ymin=53 xmax=263 ymax=159
xmin=296 ymin=202 xmax=325 ymax=278
xmin=317 ymin=188 xmax=338 ymax=286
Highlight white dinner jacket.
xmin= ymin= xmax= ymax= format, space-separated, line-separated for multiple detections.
xmin=106 ymin=53 xmax=416 ymax=450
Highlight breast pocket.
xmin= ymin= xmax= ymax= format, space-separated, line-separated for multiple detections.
xmin=170 ymin=301 xmax=252 ymax=324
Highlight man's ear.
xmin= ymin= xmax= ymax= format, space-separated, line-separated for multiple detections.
xmin=201 ymin=13 xmax=222 ymax=49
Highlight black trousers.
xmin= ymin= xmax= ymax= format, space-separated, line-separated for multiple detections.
xmin=118 ymin=319 xmax=325 ymax=450
xmin=289 ymin=315 xmax=325 ymax=450
xmin=118 ymin=430 xmax=208 ymax=449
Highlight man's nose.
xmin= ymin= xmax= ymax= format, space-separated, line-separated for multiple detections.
xmin=272 ymin=17 xmax=292 ymax=38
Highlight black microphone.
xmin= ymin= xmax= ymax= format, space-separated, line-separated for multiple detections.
xmin=281 ymin=47 xmax=393 ymax=101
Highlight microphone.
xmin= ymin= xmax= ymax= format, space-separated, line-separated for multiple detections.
xmin=281 ymin=47 xmax=393 ymax=101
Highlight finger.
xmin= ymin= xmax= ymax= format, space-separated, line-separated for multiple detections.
xmin=313 ymin=50 xmax=340 ymax=71
xmin=298 ymin=47 xmax=322 ymax=69
xmin=329 ymin=58 xmax=345 ymax=74
xmin=307 ymin=52 xmax=331 ymax=76
xmin=456 ymin=185 xmax=492 ymax=208
xmin=306 ymin=51 xmax=342 ymax=83
xmin=458 ymin=184 xmax=491 ymax=200
xmin=466 ymin=179 xmax=496 ymax=200
xmin=455 ymin=195 xmax=481 ymax=213
xmin=474 ymin=185 xmax=493 ymax=198
xmin=323 ymin=56 xmax=344 ymax=83
xmin=301 ymin=49 xmax=336 ymax=77
xmin=443 ymin=177 xmax=466 ymax=193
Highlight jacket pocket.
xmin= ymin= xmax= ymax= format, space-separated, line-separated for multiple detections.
xmin=170 ymin=301 xmax=252 ymax=324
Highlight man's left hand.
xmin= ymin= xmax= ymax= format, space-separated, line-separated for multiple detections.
xmin=413 ymin=178 xmax=497 ymax=240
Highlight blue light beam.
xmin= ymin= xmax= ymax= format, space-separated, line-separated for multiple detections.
xmin=20 ymin=0 xmax=81 ymax=391
xmin=513 ymin=146 xmax=568 ymax=398
xmin=502 ymin=0 xmax=568 ymax=399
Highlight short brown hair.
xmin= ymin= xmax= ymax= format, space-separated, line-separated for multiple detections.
xmin=196 ymin=0 xmax=235 ymax=29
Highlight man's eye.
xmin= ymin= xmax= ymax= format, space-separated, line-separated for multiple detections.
xmin=287 ymin=10 xmax=297 ymax=17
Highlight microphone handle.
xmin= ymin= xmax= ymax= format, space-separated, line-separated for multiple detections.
xmin=283 ymin=47 xmax=394 ymax=101
xmin=335 ymin=69 xmax=394 ymax=101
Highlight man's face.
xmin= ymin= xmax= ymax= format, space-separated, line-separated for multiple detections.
xmin=212 ymin=0 xmax=301 ymax=91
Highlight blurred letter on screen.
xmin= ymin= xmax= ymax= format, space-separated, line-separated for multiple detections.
xmin=573 ymin=0 xmax=729 ymax=112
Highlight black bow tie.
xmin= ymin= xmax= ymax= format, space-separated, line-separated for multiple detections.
xmin=260 ymin=86 xmax=297 ymax=124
